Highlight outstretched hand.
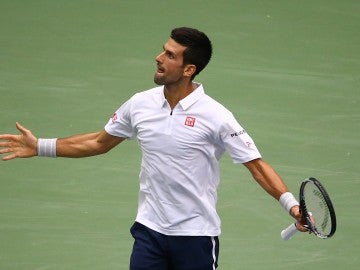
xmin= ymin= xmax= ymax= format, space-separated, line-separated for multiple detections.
xmin=0 ymin=122 xmax=38 ymax=161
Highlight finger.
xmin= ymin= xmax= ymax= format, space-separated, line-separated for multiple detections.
xmin=0 ymin=134 xmax=14 ymax=141
xmin=0 ymin=135 xmax=21 ymax=146
xmin=0 ymin=141 xmax=12 ymax=147
xmin=289 ymin=205 xmax=301 ymax=221
xmin=2 ymin=153 xmax=16 ymax=161
xmin=15 ymin=122 xmax=29 ymax=135
xmin=0 ymin=147 xmax=12 ymax=155
xmin=295 ymin=222 xmax=309 ymax=232
xmin=0 ymin=142 xmax=8 ymax=147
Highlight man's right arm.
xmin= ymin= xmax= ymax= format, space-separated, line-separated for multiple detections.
xmin=56 ymin=129 xmax=125 ymax=158
xmin=0 ymin=122 xmax=125 ymax=161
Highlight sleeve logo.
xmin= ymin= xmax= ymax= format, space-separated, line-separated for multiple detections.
xmin=230 ymin=129 xmax=247 ymax=137
xmin=112 ymin=113 xmax=118 ymax=123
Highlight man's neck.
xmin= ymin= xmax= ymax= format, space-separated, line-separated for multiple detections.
xmin=164 ymin=81 xmax=197 ymax=110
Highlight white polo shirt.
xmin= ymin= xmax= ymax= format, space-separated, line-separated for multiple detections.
xmin=105 ymin=83 xmax=261 ymax=236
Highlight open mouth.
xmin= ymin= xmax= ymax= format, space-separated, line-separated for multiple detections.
xmin=157 ymin=66 xmax=165 ymax=73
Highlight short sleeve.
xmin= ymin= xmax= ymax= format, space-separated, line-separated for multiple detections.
xmin=219 ymin=112 xmax=262 ymax=163
xmin=105 ymin=98 xmax=136 ymax=139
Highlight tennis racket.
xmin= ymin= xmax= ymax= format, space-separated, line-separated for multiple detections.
xmin=281 ymin=177 xmax=336 ymax=240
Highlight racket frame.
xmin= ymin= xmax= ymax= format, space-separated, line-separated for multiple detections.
xmin=281 ymin=177 xmax=336 ymax=240
xmin=299 ymin=177 xmax=336 ymax=239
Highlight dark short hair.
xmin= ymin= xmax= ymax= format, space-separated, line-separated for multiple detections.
xmin=170 ymin=27 xmax=212 ymax=79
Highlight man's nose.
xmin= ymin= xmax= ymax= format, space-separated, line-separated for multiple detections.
xmin=155 ymin=51 xmax=164 ymax=63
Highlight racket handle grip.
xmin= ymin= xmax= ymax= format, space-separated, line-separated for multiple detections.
xmin=281 ymin=223 xmax=298 ymax=240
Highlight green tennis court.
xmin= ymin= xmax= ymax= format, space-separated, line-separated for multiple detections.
xmin=0 ymin=0 xmax=359 ymax=269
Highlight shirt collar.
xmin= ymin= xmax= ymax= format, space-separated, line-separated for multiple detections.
xmin=159 ymin=83 xmax=205 ymax=110
xmin=179 ymin=83 xmax=204 ymax=110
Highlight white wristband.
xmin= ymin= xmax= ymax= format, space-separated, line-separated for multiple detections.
xmin=37 ymin=138 xmax=58 ymax=158
xmin=279 ymin=192 xmax=299 ymax=213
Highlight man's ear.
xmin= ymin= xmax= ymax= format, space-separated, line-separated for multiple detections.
xmin=183 ymin=64 xmax=196 ymax=78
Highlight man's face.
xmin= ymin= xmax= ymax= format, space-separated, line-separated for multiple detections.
xmin=154 ymin=38 xmax=188 ymax=86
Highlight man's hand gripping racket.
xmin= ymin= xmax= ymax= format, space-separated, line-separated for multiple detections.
xmin=281 ymin=177 xmax=337 ymax=240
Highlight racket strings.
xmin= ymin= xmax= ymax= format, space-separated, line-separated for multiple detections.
xmin=303 ymin=183 xmax=332 ymax=236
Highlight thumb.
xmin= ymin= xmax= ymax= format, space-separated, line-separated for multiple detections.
xmin=15 ymin=122 xmax=29 ymax=135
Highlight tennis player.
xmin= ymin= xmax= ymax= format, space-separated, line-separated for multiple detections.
xmin=0 ymin=27 xmax=305 ymax=269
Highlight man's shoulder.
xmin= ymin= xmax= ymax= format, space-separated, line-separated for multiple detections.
xmin=201 ymin=93 xmax=232 ymax=115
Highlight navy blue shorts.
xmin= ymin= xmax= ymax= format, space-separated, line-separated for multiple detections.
xmin=129 ymin=222 xmax=219 ymax=270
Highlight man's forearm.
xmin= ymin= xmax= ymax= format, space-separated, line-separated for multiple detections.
xmin=244 ymin=158 xmax=288 ymax=200
xmin=55 ymin=132 xmax=105 ymax=158
xmin=39 ymin=131 xmax=124 ymax=158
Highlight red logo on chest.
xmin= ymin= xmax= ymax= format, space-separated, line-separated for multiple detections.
xmin=184 ymin=116 xmax=196 ymax=127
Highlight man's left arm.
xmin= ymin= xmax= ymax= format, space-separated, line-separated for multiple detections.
xmin=243 ymin=158 xmax=301 ymax=221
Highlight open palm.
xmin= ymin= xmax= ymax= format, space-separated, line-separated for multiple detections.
xmin=0 ymin=122 xmax=38 ymax=161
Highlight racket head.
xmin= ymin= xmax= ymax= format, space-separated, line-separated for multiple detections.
xmin=299 ymin=177 xmax=337 ymax=239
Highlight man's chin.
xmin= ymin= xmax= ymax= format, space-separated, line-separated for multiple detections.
xmin=154 ymin=75 xmax=165 ymax=85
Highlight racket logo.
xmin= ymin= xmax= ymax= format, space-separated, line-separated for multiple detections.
xmin=312 ymin=189 xmax=322 ymax=199
xmin=322 ymin=211 xmax=330 ymax=231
